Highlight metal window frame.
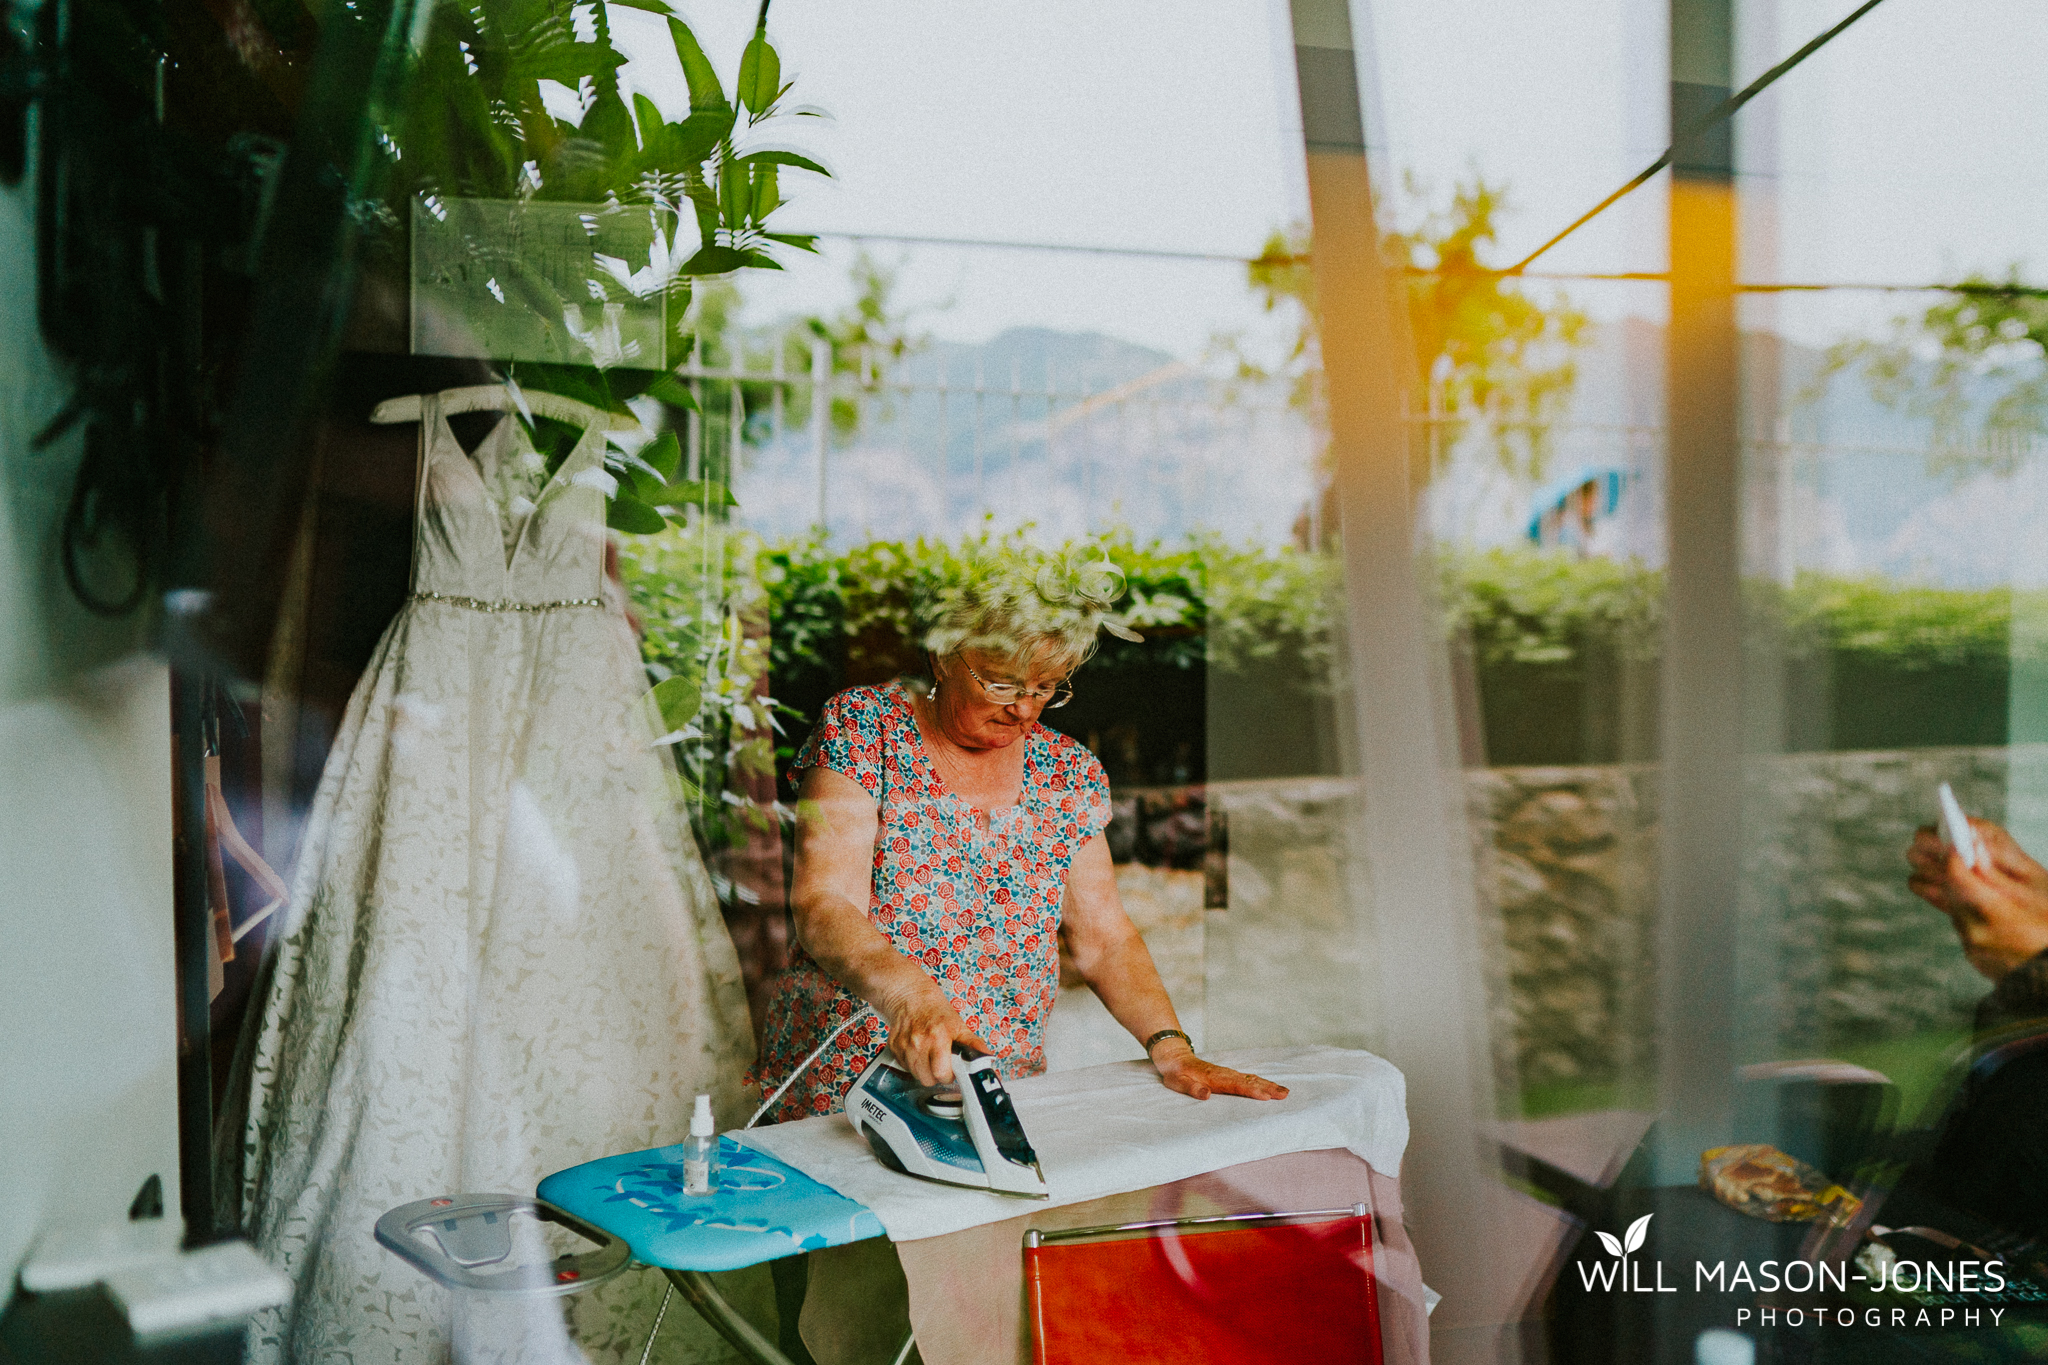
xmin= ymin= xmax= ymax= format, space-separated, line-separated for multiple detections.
xmin=1023 ymin=1203 xmax=1371 ymax=1248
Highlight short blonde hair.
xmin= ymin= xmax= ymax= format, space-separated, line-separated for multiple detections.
xmin=922 ymin=545 xmax=1140 ymax=674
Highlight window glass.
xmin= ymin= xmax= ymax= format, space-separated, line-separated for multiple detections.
xmin=10 ymin=0 xmax=2047 ymax=1361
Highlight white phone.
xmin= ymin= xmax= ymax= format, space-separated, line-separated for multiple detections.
xmin=1937 ymin=782 xmax=1987 ymax=870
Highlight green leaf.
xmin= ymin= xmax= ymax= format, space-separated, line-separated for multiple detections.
xmin=750 ymin=162 xmax=779 ymax=222
xmin=645 ymin=374 xmax=699 ymax=409
xmin=651 ymin=674 xmax=703 ymax=731
xmin=631 ymin=92 xmax=667 ymax=150
xmin=739 ymin=149 xmax=830 ymax=178
xmin=640 ymin=429 xmax=683 ymax=477
xmin=606 ymin=453 xmax=667 ymax=503
xmin=606 ymin=0 xmax=672 ymax=11
xmin=681 ymin=244 xmax=751 ymax=275
xmin=763 ymin=231 xmax=821 ymax=253
xmin=621 ymin=447 xmax=673 ymax=486
xmin=737 ymin=30 xmax=781 ymax=114
xmin=661 ymin=479 xmax=739 ymax=507
xmin=718 ymin=157 xmax=749 ymax=229
xmin=579 ymin=84 xmax=637 ymax=160
xmin=509 ymin=23 xmax=617 ymax=85
xmin=606 ymin=495 xmax=667 ymax=534
xmin=684 ymin=179 xmax=721 ymax=248
xmin=669 ymin=19 xmax=730 ymax=115
xmin=670 ymin=107 xmax=737 ymax=166
xmin=736 ymin=249 xmax=784 ymax=271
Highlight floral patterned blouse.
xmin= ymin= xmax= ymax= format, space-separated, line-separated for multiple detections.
xmin=754 ymin=681 xmax=1113 ymax=1122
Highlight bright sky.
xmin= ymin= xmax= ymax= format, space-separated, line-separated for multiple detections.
xmin=610 ymin=0 xmax=2048 ymax=357
xmin=614 ymin=0 xmax=1304 ymax=361
xmin=1368 ymin=0 xmax=2048 ymax=349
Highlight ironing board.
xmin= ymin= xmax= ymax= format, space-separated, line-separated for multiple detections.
xmin=536 ymin=1045 xmax=1412 ymax=1365
xmin=737 ymin=1044 xmax=1409 ymax=1241
xmin=536 ymin=1137 xmax=884 ymax=1364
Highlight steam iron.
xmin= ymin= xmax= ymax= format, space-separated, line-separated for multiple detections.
xmin=846 ymin=1043 xmax=1049 ymax=1198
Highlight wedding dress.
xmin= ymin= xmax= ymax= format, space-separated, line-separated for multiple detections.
xmin=231 ymin=395 xmax=754 ymax=1363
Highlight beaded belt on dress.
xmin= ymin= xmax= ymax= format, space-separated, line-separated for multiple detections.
xmin=409 ymin=591 xmax=604 ymax=613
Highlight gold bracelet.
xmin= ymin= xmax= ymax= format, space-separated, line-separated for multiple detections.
xmin=1142 ymin=1028 xmax=1192 ymax=1055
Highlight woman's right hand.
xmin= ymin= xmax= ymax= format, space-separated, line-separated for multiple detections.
xmin=880 ymin=977 xmax=994 ymax=1086
xmin=1908 ymin=817 xmax=2048 ymax=982
xmin=789 ymin=764 xmax=995 ymax=1085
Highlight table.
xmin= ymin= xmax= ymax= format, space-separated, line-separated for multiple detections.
xmin=0 ymin=1286 xmax=244 ymax=1365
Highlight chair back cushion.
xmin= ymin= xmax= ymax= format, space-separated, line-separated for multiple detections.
xmin=1024 ymin=1213 xmax=1383 ymax=1365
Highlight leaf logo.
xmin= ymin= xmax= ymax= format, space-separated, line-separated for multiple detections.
xmin=1596 ymin=1213 xmax=1652 ymax=1260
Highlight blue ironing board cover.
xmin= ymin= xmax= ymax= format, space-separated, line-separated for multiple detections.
xmin=538 ymin=1136 xmax=885 ymax=1273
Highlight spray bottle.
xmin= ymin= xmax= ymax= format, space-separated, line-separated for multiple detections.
xmin=683 ymin=1094 xmax=719 ymax=1196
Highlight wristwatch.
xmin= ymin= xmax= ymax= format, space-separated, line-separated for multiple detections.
xmin=1142 ymin=1028 xmax=1193 ymax=1056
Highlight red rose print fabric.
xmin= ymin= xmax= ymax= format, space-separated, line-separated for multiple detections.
xmin=753 ymin=681 xmax=1112 ymax=1121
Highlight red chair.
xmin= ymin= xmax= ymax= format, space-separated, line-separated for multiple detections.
xmin=1024 ymin=1206 xmax=1385 ymax=1365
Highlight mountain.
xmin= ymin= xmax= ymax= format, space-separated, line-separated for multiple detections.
xmin=733 ymin=326 xmax=1317 ymax=547
xmin=731 ymin=313 xmax=2047 ymax=587
xmin=1428 ymin=316 xmax=2048 ymax=587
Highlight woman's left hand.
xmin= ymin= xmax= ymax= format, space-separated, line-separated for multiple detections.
xmin=1059 ymin=834 xmax=1291 ymax=1102
xmin=1151 ymin=1041 xmax=1290 ymax=1101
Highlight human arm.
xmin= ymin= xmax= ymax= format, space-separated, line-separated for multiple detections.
xmin=789 ymin=764 xmax=992 ymax=1086
xmin=1059 ymin=832 xmax=1288 ymax=1101
xmin=1907 ymin=817 xmax=2048 ymax=982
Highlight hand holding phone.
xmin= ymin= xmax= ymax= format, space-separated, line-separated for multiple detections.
xmin=1937 ymin=782 xmax=1988 ymax=871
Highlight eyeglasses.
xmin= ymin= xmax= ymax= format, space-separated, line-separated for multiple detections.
xmin=957 ymin=658 xmax=1074 ymax=709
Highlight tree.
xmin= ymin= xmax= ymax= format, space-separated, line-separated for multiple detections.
xmin=687 ymin=247 xmax=933 ymax=439
xmin=1817 ymin=270 xmax=2048 ymax=479
xmin=366 ymin=0 xmax=830 ymax=533
xmin=798 ymin=251 xmax=932 ymax=436
xmin=1231 ymin=174 xmax=1587 ymax=481
xmin=617 ymin=252 xmax=934 ymax=874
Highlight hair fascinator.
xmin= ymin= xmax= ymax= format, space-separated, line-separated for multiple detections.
xmin=923 ymin=540 xmax=1143 ymax=666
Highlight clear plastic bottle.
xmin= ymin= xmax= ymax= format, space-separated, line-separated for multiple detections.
xmin=682 ymin=1094 xmax=718 ymax=1196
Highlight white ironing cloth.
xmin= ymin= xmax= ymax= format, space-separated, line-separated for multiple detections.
xmin=736 ymin=1044 xmax=1408 ymax=1242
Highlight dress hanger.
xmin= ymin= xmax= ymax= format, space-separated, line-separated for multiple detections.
xmin=205 ymin=753 xmax=289 ymax=947
xmin=369 ymin=378 xmax=639 ymax=432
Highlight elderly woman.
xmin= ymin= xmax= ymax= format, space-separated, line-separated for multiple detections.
xmin=756 ymin=553 xmax=1286 ymax=1118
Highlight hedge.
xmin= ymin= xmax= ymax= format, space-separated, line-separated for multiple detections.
xmin=622 ymin=530 xmax=2041 ymax=798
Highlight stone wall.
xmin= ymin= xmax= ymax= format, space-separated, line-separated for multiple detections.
xmin=1044 ymin=863 xmax=1207 ymax=1072
xmin=1204 ymin=777 xmax=1379 ymax=1056
xmin=1058 ymin=752 xmax=2004 ymax=1092
xmin=1466 ymin=764 xmax=1657 ymax=1089
xmin=1471 ymin=748 xmax=2003 ymax=1089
